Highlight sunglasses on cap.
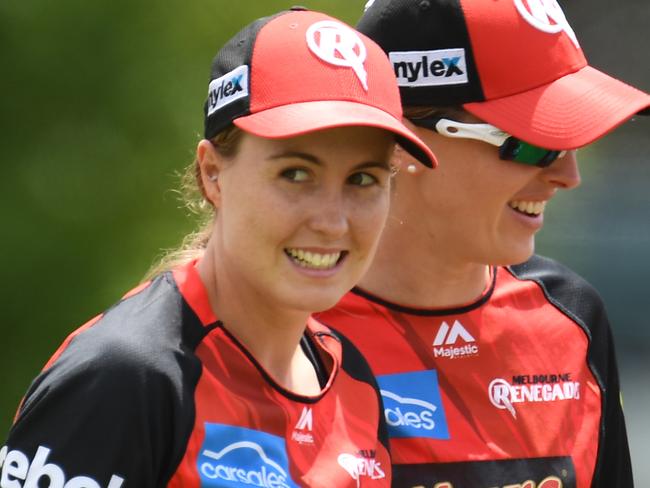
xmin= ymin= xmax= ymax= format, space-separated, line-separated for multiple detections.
xmin=409 ymin=117 xmax=566 ymax=168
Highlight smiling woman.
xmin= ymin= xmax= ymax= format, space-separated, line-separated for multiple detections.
xmin=0 ymin=8 xmax=436 ymax=488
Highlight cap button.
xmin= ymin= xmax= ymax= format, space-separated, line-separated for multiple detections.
xmin=419 ymin=0 xmax=431 ymax=10
xmin=290 ymin=5 xmax=308 ymax=11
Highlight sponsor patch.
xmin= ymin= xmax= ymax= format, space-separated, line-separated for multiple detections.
xmin=206 ymin=65 xmax=249 ymax=117
xmin=489 ymin=374 xmax=581 ymax=418
xmin=377 ymin=369 xmax=449 ymax=440
xmin=392 ymin=456 xmax=576 ymax=488
xmin=0 ymin=444 xmax=124 ymax=488
xmin=389 ymin=49 xmax=468 ymax=87
xmin=198 ymin=423 xmax=298 ymax=488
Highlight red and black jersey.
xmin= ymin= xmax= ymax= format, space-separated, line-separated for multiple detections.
xmin=317 ymin=255 xmax=632 ymax=488
xmin=1 ymin=261 xmax=390 ymax=487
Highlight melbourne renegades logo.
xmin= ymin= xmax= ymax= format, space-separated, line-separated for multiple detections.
xmin=513 ymin=0 xmax=580 ymax=48
xmin=306 ymin=20 xmax=369 ymax=90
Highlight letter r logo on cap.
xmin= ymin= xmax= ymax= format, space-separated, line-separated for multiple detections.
xmin=306 ymin=20 xmax=369 ymax=90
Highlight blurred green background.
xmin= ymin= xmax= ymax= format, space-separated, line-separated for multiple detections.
xmin=1 ymin=0 xmax=648 ymax=484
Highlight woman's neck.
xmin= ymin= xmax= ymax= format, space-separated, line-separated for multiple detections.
xmin=196 ymin=249 xmax=321 ymax=396
xmin=359 ymin=215 xmax=491 ymax=310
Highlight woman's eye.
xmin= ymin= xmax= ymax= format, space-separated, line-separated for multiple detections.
xmin=348 ymin=172 xmax=377 ymax=187
xmin=281 ymin=168 xmax=310 ymax=182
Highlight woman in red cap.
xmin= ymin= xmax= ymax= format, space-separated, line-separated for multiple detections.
xmin=319 ymin=0 xmax=650 ymax=487
xmin=0 ymin=8 xmax=436 ymax=487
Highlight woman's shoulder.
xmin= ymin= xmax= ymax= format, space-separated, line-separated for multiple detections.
xmin=29 ymin=271 xmax=204 ymax=405
xmin=506 ymin=254 xmax=608 ymax=328
xmin=508 ymin=254 xmax=601 ymax=298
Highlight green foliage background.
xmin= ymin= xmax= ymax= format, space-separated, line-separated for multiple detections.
xmin=1 ymin=0 xmax=648 ymax=483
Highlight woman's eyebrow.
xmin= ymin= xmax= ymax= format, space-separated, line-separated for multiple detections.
xmin=268 ymin=152 xmax=391 ymax=171
xmin=355 ymin=160 xmax=392 ymax=172
xmin=267 ymin=151 xmax=322 ymax=165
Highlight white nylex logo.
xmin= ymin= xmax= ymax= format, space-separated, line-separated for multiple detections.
xmin=306 ymin=20 xmax=368 ymax=90
xmin=295 ymin=407 xmax=313 ymax=431
xmin=514 ymin=0 xmax=580 ymax=48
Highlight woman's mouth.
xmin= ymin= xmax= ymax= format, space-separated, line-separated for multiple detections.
xmin=508 ymin=200 xmax=546 ymax=217
xmin=284 ymin=248 xmax=345 ymax=270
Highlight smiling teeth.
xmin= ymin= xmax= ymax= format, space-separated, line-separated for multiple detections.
xmin=509 ymin=200 xmax=547 ymax=215
xmin=285 ymin=249 xmax=341 ymax=270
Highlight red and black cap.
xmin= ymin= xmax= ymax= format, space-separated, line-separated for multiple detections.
xmin=359 ymin=0 xmax=650 ymax=150
xmin=203 ymin=8 xmax=437 ymax=167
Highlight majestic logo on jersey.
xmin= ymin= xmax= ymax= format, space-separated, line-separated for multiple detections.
xmin=337 ymin=450 xmax=385 ymax=485
xmin=432 ymin=320 xmax=479 ymax=359
xmin=291 ymin=407 xmax=314 ymax=445
xmin=514 ymin=0 xmax=580 ymax=48
xmin=390 ymin=49 xmax=468 ymax=87
xmin=206 ymin=65 xmax=249 ymax=116
xmin=377 ymin=370 xmax=449 ymax=440
xmin=0 ymin=445 xmax=124 ymax=488
xmin=198 ymin=423 xmax=298 ymax=487
xmin=488 ymin=373 xmax=581 ymax=418
xmin=306 ymin=20 xmax=369 ymax=90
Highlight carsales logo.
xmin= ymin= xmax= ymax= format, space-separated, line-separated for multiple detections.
xmin=488 ymin=376 xmax=580 ymax=418
xmin=0 ymin=444 xmax=124 ymax=488
xmin=198 ymin=423 xmax=298 ymax=488
xmin=377 ymin=370 xmax=449 ymax=440
xmin=381 ymin=390 xmax=437 ymax=432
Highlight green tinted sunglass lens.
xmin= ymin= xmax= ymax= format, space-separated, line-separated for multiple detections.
xmin=500 ymin=138 xmax=559 ymax=167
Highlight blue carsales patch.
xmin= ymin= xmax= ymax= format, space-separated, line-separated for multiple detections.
xmin=378 ymin=369 xmax=450 ymax=440
xmin=198 ymin=423 xmax=299 ymax=487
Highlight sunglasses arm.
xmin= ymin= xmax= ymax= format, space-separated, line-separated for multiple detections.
xmin=435 ymin=119 xmax=510 ymax=147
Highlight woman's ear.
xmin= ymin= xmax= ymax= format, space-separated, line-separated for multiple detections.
xmin=392 ymin=144 xmax=424 ymax=176
xmin=197 ymin=139 xmax=224 ymax=207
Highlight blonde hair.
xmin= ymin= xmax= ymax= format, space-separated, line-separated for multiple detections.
xmin=143 ymin=125 xmax=243 ymax=280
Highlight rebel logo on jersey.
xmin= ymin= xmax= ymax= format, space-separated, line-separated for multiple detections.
xmin=432 ymin=320 xmax=479 ymax=359
xmin=488 ymin=373 xmax=581 ymax=419
xmin=337 ymin=449 xmax=386 ymax=484
xmin=197 ymin=423 xmax=298 ymax=488
xmin=377 ymin=370 xmax=449 ymax=440
xmin=0 ymin=445 xmax=124 ymax=488
xmin=390 ymin=49 xmax=468 ymax=86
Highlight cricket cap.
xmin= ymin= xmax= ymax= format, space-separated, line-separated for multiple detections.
xmin=358 ymin=0 xmax=650 ymax=150
xmin=203 ymin=8 xmax=437 ymax=167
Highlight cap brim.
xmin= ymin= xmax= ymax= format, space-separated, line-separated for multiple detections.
xmin=463 ymin=66 xmax=650 ymax=150
xmin=233 ymin=100 xmax=437 ymax=168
